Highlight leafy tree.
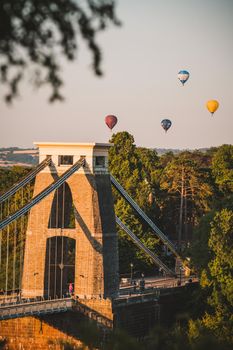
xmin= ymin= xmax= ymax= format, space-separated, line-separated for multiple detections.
xmin=0 ymin=167 xmax=33 ymax=290
xmin=0 ymin=166 xmax=31 ymax=194
xmin=0 ymin=0 xmax=120 ymax=102
xmin=109 ymin=132 xmax=161 ymax=218
xmin=135 ymin=147 xmax=161 ymax=209
xmin=109 ymin=132 xmax=162 ymax=274
xmin=160 ymin=152 xmax=213 ymax=245
xmin=145 ymin=323 xmax=232 ymax=350
xmin=189 ymin=209 xmax=233 ymax=344
xmin=109 ymin=132 xmax=139 ymax=191
xmin=190 ymin=211 xmax=215 ymax=275
xmin=199 ymin=209 xmax=233 ymax=342
xmin=159 ymin=151 xmax=175 ymax=168
xmin=211 ymin=145 xmax=233 ymax=193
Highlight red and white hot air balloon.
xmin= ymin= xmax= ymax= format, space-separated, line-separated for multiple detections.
xmin=105 ymin=115 xmax=118 ymax=130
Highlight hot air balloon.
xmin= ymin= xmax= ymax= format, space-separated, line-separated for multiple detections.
xmin=206 ymin=100 xmax=219 ymax=115
xmin=178 ymin=70 xmax=190 ymax=85
xmin=161 ymin=119 xmax=172 ymax=132
xmin=105 ymin=115 xmax=118 ymax=130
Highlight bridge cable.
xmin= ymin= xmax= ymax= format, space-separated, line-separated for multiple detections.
xmin=19 ymin=188 xmax=24 ymax=292
xmin=115 ymin=216 xmax=175 ymax=276
xmin=13 ymin=197 xmax=17 ymax=293
xmin=34 ymin=194 xmax=39 ymax=297
xmin=5 ymin=199 xmax=10 ymax=295
xmin=0 ymin=158 xmax=85 ymax=230
xmin=110 ymin=175 xmax=182 ymax=261
xmin=0 ymin=156 xmax=52 ymax=204
xmin=0 ymin=204 xmax=1 ymax=269
xmin=27 ymin=207 xmax=32 ymax=296
xmin=60 ymin=183 xmax=65 ymax=299
xmin=48 ymin=214 xmax=52 ymax=298
xmin=54 ymin=189 xmax=58 ymax=299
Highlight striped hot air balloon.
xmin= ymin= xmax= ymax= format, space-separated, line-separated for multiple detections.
xmin=178 ymin=70 xmax=190 ymax=85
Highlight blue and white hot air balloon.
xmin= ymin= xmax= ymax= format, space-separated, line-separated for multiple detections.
xmin=178 ymin=70 xmax=190 ymax=85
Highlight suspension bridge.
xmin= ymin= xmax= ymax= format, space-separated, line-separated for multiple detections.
xmin=0 ymin=142 xmax=189 ymax=324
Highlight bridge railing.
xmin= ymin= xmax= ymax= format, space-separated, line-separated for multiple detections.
xmin=0 ymin=297 xmax=73 ymax=320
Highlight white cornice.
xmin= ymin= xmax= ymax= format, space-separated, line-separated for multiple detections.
xmin=34 ymin=142 xmax=112 ymax=148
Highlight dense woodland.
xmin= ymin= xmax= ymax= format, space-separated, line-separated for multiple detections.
xmin=0 ymin=131 xmax=232 ymax=349
xmin=108 ymin=132 xmax=233 ymax=348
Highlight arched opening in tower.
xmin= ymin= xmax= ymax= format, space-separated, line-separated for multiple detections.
xmin=44 ymin=236 xmax=76 ymax=299
xmin=48 ymin=182 xmax=75 ymax=228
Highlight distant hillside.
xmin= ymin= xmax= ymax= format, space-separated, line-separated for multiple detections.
xmin=0 ymin=147 xmax=38 ymax=168
xmin=0 ymin=146 xmax=213 ymax=167
xmin=154 ymin=147 xmax=210 ymax=155
xmin=154 ymin=148 xmax=181 ymax=155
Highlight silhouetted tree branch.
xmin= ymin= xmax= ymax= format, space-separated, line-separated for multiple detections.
xmin=0 ymin=0 xmax=120 ymax=103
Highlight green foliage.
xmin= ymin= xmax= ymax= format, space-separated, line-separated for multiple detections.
xmin=212 ymin=145 xmax=233 ymax=193
xmin=47 ymin=321 xmax=233 ymax=350
xmin=161 ymin=152 xmax=213 ymax=213
xmin=190 ymin=209 xmax=233 ymax=343
xmin=0 ymin=166 xmax=33 ymax=290
xmin=0 ymin=166 xmax=32 ymax=194
xmin=106 ymin=329 xmax=142 ymax=350
xmin=187 ymin=320 xmax=232 ymax=350
xmin=190 ymin=212 xmax=214 ymax=273
xmin=109 ymin=324 xmax=233 ymax=350
xmin=45 ymin=321 xmax=233 ymax=350
xmin=208 ymin=210 xmax=233 ymax=304
xmin=108 ymin=134 xmax=233 ymax=345
xmin=0 ymin=0 xmax=120 ymax=102
xmin=160 ymin=152 xmax=213 ymax=244
xmin=188 ymin=150 xmax=233 ymax=343
xmin=109 ymin=132 xmax=162 ymax=274
xmin=109 ymin=132 xmax=232 ymax=277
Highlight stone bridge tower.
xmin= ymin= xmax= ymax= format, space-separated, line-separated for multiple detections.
xmin=21 ymin=142 xmax=119 ymax=300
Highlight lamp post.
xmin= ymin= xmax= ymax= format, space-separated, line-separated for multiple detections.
xmin=33 ymin=272 xmax=39 ymax=299
xmin=179 ymin=267 xmax=182 ymax=286
xmin=130 ymin=263 xmax=134 ymax=285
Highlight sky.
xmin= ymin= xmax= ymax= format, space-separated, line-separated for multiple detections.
xmin=0 ymin=0 xmax=233 ymax=149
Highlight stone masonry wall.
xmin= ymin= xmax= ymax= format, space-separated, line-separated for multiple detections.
xmin=0 ymin=315 xmax=83 ymax=350
xmin=21 ymin=171 xmax=119 ymax=300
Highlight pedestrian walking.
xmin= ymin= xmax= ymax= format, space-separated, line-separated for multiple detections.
xmin=69 ymin=283 xmax=73 ymax=296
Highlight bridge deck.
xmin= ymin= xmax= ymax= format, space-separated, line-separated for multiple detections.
xmin=0 ymin=278 xmax=198 ymax=321
xmin=0 ymin=298 xmax=73 ymax=320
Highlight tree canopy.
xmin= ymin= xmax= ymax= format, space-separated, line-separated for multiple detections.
xmin=0 ymin=0 xmax=120 ymax=102
xmin=212 ymin=145 xmax=233 ymax=193
xmin=109 ymin=132 xmax=163 ymax=274
xmin=190 ymin=209 xmax=233 ymax=343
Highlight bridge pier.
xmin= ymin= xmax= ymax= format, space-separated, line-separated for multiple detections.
xmin=21 ymin=143 xmax=119 ymax=300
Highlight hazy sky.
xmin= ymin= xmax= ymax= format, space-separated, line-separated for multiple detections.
xmin=1 ymin=0 xmax=232 ymax=149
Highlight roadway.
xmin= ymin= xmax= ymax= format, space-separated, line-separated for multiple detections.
xmin=119 ymin=275 xmax=197 ymax=296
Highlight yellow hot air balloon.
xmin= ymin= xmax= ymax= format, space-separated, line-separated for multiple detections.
xmin=206 ymin=100 xmax=219 ymax=115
